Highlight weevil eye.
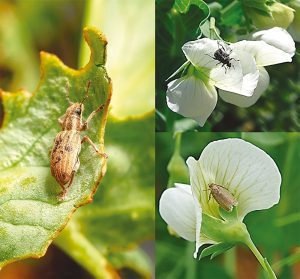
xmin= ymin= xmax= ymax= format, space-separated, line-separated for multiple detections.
xmin=75 ymin=108 xmax=81 ymax=115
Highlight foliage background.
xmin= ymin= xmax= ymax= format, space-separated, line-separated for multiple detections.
xmin=156 ymin=0 xmax=300 ymax=132
xmin=156 ymin=132 xmax=300 ymax=279
xmin=0 ymin=0 xmax=154 ymax=278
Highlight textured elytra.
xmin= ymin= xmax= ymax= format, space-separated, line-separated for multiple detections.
xmin=0 ymin=27 xmax=111 ymax=267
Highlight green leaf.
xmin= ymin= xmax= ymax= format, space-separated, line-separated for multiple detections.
xmin=220 ymin=1 xmax=244 ymax=26
xmin=173 ymin=0 xmax=209 ymax=16
xmin=199 ymin=243 xmax=234 ymax=260
xmin=67 ymin=113 xmax=155 ymax=252
xmin=0 ymin=27 xmax=111 ymax=267
xmin=173 ymin=118 xmax=198 ymax=132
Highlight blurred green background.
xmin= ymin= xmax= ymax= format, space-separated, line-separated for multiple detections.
xmin=0 ymin=0 xmax=154 ymax=278
xmin=156 ymin=0 xmax=300 ymax=132
xmin=156 ymin=132 xmax=300 ymax=279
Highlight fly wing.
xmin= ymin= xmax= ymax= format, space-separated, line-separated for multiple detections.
xmin=50 ymin=131 xmax=81 ymax=186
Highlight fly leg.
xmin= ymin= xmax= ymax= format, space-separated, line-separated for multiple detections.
xmin=81 ymin=135 xmax=108 ymax=159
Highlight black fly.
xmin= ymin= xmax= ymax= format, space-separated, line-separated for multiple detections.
xmin=206 ymin=41 xmax=238 ymax=73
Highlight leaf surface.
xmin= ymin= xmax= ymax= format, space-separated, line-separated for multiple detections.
xmin=0 ymin=27 xmax=111 ymax=267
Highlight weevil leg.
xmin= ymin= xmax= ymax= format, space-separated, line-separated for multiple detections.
xmin=229 ymin=57 xmax=239 ymax=62
xmin=82 ymin=104 xmax=105 ymax=130
xmin=218 ymin=40 xmax=226 ymax=52
xmin=205 ymin=53 xmax=216 ymax=60
xmin=81 ymin=135 xmax=108 ymax=159
xmin=81 ymin=104 xmax=105 ymax=130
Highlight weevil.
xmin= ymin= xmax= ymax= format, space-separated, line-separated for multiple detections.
xmin=206 ymin=41 xmax=238 ymax=73
xmin=208 ymin=183 xmax=238 ymax=212
xmin=50 ymin=80 xmax=107 ymax=200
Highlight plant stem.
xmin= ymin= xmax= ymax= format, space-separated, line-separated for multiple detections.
xmin=174 ymin=132 xmax=182 ymax=155
xmin=244 ymin=236 xmax=277 ymax=279
xmin=185 ymin=242 xmax=196 ymax=279
xmin=224 ymin=247 xmax=236 ymax=277
xmin=209 ymin=17 xmax=223 ymax=41
xmin=54 ymin=222 xmax=115 ymax=279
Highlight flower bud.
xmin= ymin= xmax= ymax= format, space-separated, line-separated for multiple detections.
xmin=288 ymin=0 xmax=300 ymax=42
xmin=247 ymin=2 xmax=294 ymax=29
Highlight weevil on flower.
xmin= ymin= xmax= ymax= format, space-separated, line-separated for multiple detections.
xmin=50 ymin=80 xmax=107 ymax=200
xmin=206 ymin=41 xmax=238 ymax=73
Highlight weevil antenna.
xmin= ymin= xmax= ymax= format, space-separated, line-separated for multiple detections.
xmin=80 ymin=80 xmax=91 ymax=104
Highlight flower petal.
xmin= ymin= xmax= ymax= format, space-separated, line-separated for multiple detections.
xmin=182 ymin=38 xmax=221 ymax=69
xmin=166 ymin=76 xmax=217 ymax=126
xmin=193 ymin=196 xmax=204 ymax=258
xmin=214 ymin=49 xmax=259 ymax=96
xmin=232 ymin=40 xmax=292 ymax=66
xmin=186 ymin=156 xmax=219 ymax=217
xmin=219 ymin=67 xmax=269 ymax=107
xmin=252 ymin=27 xmax=295 ymax=57
xmin=159 ymin=184 xmax=198 ymax=241
xmin=187 ymin=138 xmax=281 ymax=220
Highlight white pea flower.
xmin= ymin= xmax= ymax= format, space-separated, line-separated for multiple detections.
xmin=167 ymin=28 xmax=295 ymax=125
xmin=167 ymin=39 xmax=259 ymax=126
xmin=159 ymin=138 xmax=281 ymax=259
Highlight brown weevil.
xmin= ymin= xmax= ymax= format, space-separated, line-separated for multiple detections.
xmin=208 ymin=183 xmax=238 ymax=212
xmin=50 ymin=80 xmax=107 ymax=200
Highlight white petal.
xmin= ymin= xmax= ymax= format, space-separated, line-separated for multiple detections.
xmin=232 ymin=40 xmax=292 ymax=66
xmin=210 ymin=54 xmax=244 ymax=94
xmin=193 ymin=196 xmax=203 ymax=258
xmin=252 ymin=27 xmax=295 ymax=57
xmin=159 ymin=184 xmax=198 ymax=241
xmin=186 ymin=156 xmax=219 ymax=217
xmin=187 ymin=138 xmax=281 ymax=220
xmin=166 ymin=76 xmax=217 ymax=126
xmin=182 ymin=38 xmax=221 ymax=69
xmin=214 ymin=49 xmax=259 ymax=97
xmin=219 ymin=67 xmax=269 ymax=107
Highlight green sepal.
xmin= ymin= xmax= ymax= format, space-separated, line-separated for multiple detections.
xmin=199 ymin=242 xmax=234 ymax=260
xmin=219 ymin=206 xmax=238 ymax=222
